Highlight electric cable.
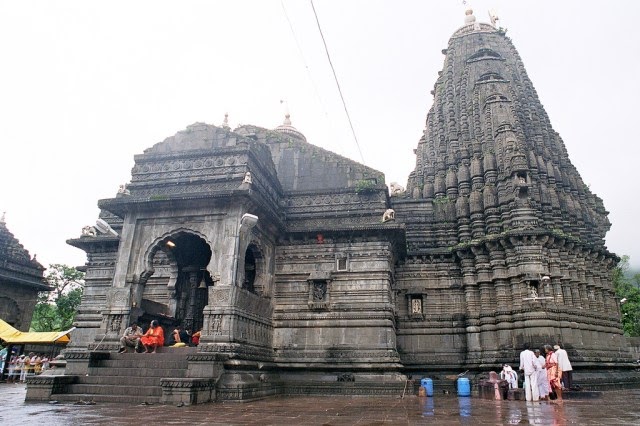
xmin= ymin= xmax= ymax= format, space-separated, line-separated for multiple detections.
xmin=309 ymin=0 xmax=365 ymax=164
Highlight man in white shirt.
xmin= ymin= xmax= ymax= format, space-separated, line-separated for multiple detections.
xmin=118 ymin=323 xmax=143 ymax=353
xmin=554 ymin=343 xmax=573 ymax=390
xmin=519 ymin=343 xmax=539 ymax=401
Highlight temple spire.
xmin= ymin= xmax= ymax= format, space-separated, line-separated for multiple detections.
xmin=222 ymin=112 xmax=230 ymax=129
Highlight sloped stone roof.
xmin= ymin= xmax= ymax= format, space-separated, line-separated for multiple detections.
xmin=0 ymin=216 xmax=47 ymax=290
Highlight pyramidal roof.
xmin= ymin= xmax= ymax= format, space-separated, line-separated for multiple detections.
xmin=0 ymin=214 xmax=45 ymax=282
xmin=403 ymin=9 xmax=610 ymax=249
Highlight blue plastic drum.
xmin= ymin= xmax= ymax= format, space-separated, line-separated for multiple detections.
xmin=457 ymin=377 xmax=471 ymax=396
xmin=420 ymin=378 xmax=434 ymax=396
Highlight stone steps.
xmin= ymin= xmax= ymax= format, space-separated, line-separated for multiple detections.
xmin=59 ymin=351 xmax=190 ymax=404
xmin=87 ymin=366 xmax=187 ymax=377
xmin=52 ymin=393 xmax=162 ymax=405
xmin=77 ymin=375 xmax=167 ymax=386
xmin=67 ymin=383 xmax=163 ymax=397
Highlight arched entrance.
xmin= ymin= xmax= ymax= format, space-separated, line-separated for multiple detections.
xmin=242 ymin=243 xmax=268 ymax=296
xmin=0 ymin=297 xmax=20 ymax=326
xmin=164 ymin=233 xmax=212 ymax=333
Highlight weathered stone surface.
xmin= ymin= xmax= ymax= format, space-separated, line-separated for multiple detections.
xmin=58 ymin=11 xmax=633 ymax=403
xmin=0 ymin=215 xmax=48 ymax=330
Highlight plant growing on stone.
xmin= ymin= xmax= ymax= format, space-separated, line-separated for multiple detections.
xmin=355 ymin=179 xmax=376 ymax=194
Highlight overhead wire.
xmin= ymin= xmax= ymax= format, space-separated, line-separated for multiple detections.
xmin=280 ymin=0 xmax=331 ymax=122
xmin=309 ymin=0 xmax=365 ymax=164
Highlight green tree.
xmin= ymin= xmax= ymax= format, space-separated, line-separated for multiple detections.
xmin=30 ymin=264 xmax=85 ymax=332
xmin=612 ymin=256 xmax=640 ymax=337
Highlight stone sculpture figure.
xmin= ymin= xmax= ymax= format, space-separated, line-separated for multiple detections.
xmin=312 ymin=282 xmax=326 ymax=301
xmin=81 ymin=226 xmax=97 ymax=237
xmin=117 ymin=184 xmax=130 ymax=195
xmin=243 ymin=172 xmax=252 ymax=184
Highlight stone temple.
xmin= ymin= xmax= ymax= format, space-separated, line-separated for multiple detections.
xmin=0 ymin=214 xmax=47 ymax=330
xmin=39 ymin=11 xmax=633 ymax=402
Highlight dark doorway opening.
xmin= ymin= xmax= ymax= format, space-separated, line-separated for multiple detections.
xmin=167 ymin=233 xmax=212 ymax=333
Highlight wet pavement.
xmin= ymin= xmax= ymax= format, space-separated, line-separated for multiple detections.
xmin=2 ymin=383 xmax=640 ymax=425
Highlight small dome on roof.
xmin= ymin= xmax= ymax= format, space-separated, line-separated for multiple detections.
xmin=274 ymin=113 xmax=307 ymax=142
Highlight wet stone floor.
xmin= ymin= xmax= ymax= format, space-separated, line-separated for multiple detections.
xmin=2 ymin=384 xmax=640 ymax=425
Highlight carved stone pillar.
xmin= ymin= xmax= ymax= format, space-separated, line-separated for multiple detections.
xmin=552 ymin=278 xmax=564 ymax=305
xmin=561 ymin=278 xmax=573 ymax=307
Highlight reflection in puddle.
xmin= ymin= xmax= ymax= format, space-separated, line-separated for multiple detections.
xmin=458 ymin=396 xmax=471 ymax=417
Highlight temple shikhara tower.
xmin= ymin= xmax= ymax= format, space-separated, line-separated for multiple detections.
xmin=32 ymin=10 xmax=633 ymax=403
xmin=395 ymin=10 xmax=627 ymax=369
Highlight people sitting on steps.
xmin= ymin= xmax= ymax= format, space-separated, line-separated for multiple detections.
xmin=191 ymin=329 xmax=201 ymax=346
xmin=118 ymin=322 xmax=143 ymax=353
xmin=169 ymin=325 xmax=191 ymax=347
xmin=140 ymin=320 xmax=164 ymax=353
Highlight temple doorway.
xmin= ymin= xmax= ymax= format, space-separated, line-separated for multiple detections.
xmin=167 ymin=233 xmax=212 ymax=333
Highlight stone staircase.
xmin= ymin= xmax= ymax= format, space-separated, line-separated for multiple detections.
xmin=53 ymin=348 xmax=195 ymax=404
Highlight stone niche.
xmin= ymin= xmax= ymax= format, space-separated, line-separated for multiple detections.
xmin=307 ymin=271 xmax=332 ymax=310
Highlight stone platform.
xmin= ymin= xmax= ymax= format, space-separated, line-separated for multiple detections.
xmin=7 ymin=383 xmax=640 ymax=425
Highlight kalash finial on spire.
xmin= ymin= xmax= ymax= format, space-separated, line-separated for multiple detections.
xmin=222 ymin=112 xmax=230 ymax=129
xmin=275 ymin=99 xmax=306 ymax=141
xmin=280 ymin=100 xmax=292 ymax=125
xmin=0 ymin=212 xmax=5 ymax=225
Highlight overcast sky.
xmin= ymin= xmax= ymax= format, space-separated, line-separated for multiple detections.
xmin=1 ymin=0 xmax=639 ymax=271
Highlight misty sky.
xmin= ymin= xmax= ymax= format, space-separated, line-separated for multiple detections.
xmin=1 ymin=0 xmax=639 ymax=270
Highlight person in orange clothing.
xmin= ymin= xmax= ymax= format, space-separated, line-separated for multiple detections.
xmin=140 ymin=320 xmax=164 ymax=353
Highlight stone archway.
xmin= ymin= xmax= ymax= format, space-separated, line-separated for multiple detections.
xmin=242 ymin=242 xmax=268 ymax=296
xmin=0 ymin=297 xmax=20 ymax=326
xmin=139 ymin=230 xmax=213 ymax=333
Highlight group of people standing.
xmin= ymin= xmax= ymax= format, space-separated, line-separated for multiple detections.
xmin=3 ymin=352 xmax=50 ymax=382
xmin=517 ymin=343 xmax=573 ymax=402
xmin=118 ymin=320 xmax=201 ymax=354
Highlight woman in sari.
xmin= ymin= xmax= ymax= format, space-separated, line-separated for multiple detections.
xmin=544 ymin=344 xmax=563 ymax=402
xmin=140 ymin=320 xmax=164 ymax=353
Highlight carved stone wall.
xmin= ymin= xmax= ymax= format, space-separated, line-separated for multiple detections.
xmin=0 ymin=218 xmax=47 ymax=330
xmin=66 ymin=16 xmax=633 ymax=397
xmin=272 ymin=240 xmax=400 ymax=368
xmin=392 ymin=15 xmax=630 ymax=367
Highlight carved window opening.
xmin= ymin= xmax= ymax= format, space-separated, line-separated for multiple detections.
xmin=307 ymin=272 xmax=332 ymax=310
xmin=243 ymin=246 xmax=257 ymax=293
xmin=516 ymin=172 xmax=527 ymax=184
xmin=495 ymin=123 xmax=513 ymax=135
xmin=524 ymin=277 xmax=553 ymax=300
xmin=312 ymin=281 xmax=327 ymax=301
xmin=478 ymin=72 xmax=506 ymax=83
xmin=408 ymin=294 xmax=425 ymax=319
xmin=515 ymin=172 xmax=529 ymax=199
xmin=468 ymin=48 xmax=503 ymax=62
xmin=485 ymin=94 xmax=510 ymax=104
xmin=244 ymin=243 xmax=267 ymax=296
xmin=336 ymin=253 xmax=348 ymax=272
